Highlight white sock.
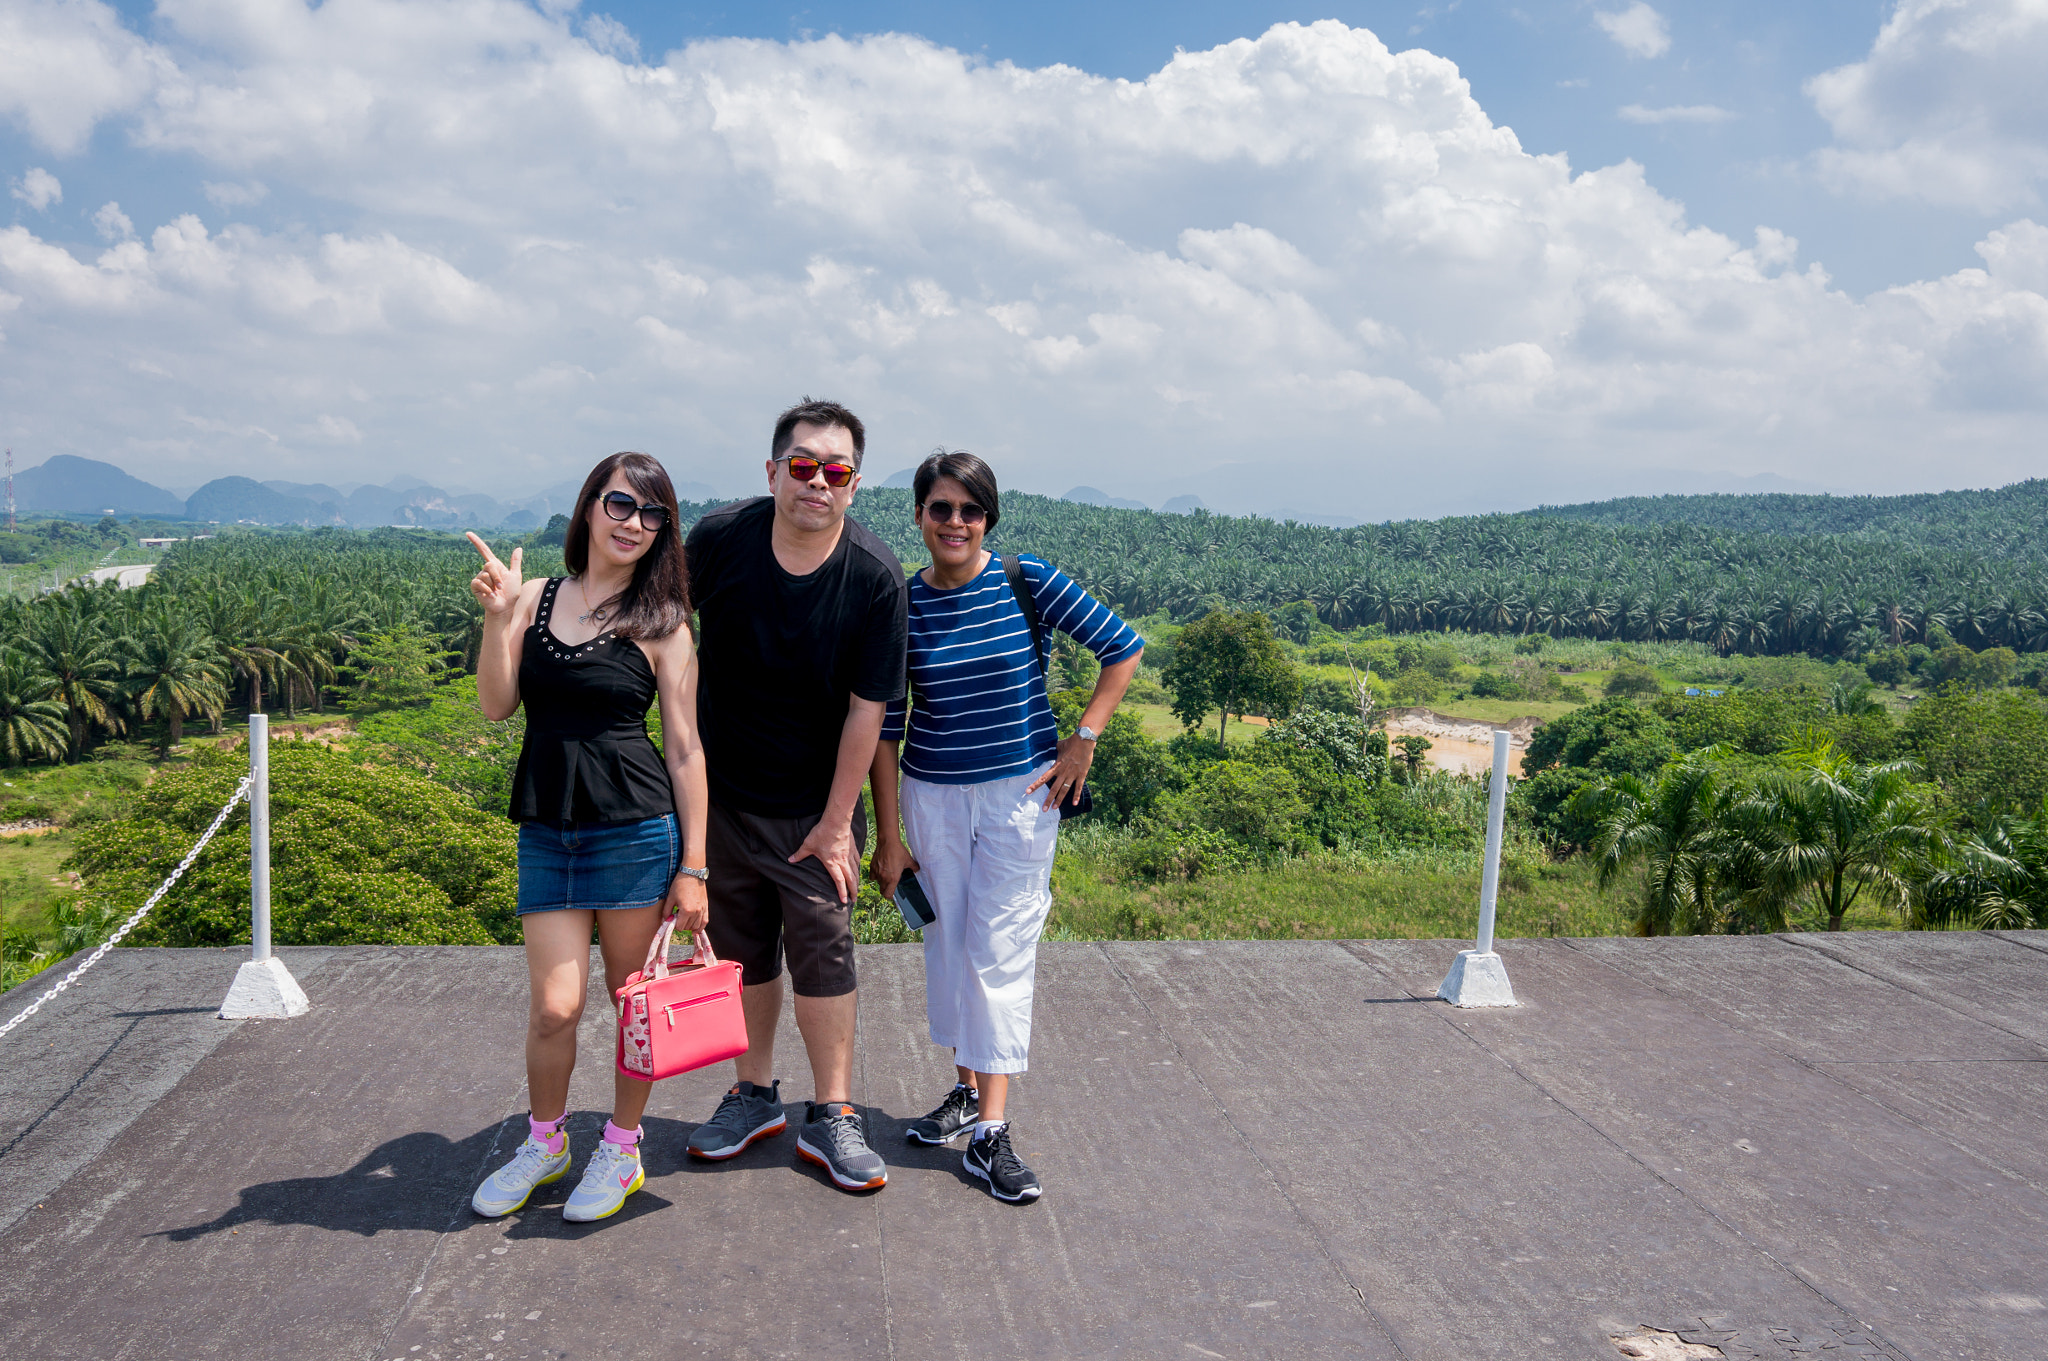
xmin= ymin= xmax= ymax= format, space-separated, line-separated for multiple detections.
xmin=973 ymin=1118 xmax=1007 ymax=1140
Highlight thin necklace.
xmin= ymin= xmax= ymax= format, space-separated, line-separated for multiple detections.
xmin=575 ymin=577 xmax=611 ymax=626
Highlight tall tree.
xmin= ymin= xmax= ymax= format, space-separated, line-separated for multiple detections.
xmin=121 ymin=607 xmax=228 ymax=752
xmin=1163 ymin=609 xmax=1300 ymax=746
xmin=26 ymin=600 xmax=123 ymax=758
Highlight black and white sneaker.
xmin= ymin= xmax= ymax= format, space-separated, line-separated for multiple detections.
xmin=963 ymin=1123 xmax=1042 ymax=1202
xmin=906 ymin=1084 xmax=979 ymax=1145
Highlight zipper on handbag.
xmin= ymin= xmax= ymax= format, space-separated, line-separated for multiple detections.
xmin=662 ymin=991 xmax=732 ymax=1026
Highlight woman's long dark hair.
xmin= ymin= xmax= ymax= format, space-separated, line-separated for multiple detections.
xmin=562 ymin=452 xmax=691 ymax=640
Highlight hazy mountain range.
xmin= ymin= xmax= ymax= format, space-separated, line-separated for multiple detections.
xmin=11 ymin=456 xmax=720 ymax=528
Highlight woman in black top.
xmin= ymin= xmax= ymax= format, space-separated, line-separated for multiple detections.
xmin=463 ymin=452 xmax=709 ymax=1225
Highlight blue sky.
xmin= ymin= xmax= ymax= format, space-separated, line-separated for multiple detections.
xmin=4 ymin=1 xmax=2046 ymax=518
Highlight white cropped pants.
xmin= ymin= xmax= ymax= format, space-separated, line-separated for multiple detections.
xmin=900 ymin=767 xmax=1062 ymax=1076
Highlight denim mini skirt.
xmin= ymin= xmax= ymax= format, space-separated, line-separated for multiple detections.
xmin=517 ymin=813 xmax=678 ymax=915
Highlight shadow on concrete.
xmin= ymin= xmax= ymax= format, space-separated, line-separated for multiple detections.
xmin=155 ymin=1121 xmax=512 ymax=1241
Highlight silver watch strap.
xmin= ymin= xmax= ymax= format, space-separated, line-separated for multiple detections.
xmin=675 ymin=865 xmax=709 ymax=882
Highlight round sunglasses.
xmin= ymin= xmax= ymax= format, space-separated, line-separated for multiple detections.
xmin=920 ymin=499 xmax=986 ymax=525
xmin=778 ymin=454 xmax=858 ymax=488
xmin=599 ymin=490 xmax=670 ymax=532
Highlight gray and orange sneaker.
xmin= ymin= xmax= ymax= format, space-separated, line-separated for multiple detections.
xmin=687 ymin=1080 xmax=787 ymax=1160
xmin=797 ymin=1101 xmax=888 ymax=1191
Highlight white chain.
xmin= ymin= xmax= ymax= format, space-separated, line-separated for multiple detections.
xmin=0 ymin=774 xmax=256 ymax=1039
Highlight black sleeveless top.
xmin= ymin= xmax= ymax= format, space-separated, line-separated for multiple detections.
xmin=508 ymin=577 xmax=674 ymax=825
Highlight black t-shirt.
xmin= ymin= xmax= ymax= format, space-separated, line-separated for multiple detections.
xmin=686 ymin=497 xmax=908 ymax=818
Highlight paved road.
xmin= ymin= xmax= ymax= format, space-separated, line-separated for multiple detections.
xmin=1 ymin=934 xmax=2044 ymax=1360
xmin=75 ymin=564 xmax=155 ymax=589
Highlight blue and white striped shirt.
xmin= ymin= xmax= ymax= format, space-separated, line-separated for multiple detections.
xmin=880 ymin=554 xmax=1144 ymax=785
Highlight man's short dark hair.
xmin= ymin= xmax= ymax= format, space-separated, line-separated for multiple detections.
xmin=772 ymin=398 xmax=867 ymax=469
xmin=913 ymin=448 xmax=1001 ymax=534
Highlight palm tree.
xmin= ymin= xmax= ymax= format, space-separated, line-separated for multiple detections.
xmin=1912 ymin=803 xmax=2045 ymax=931
xmin=1829 ymin=681 xmax=1886 ymax=718
xmin=1737 ymin=744 xmax=1940 ymax=932
xmin=120 ymin=607 xmax=228 ymax=753
xmin=26 ymin=600 xmax=123 ymax=758
xmin=1581 ymin=751 xmax=1735 ymax=936
xmin=0 ymin=650 xmax=69 ymax=766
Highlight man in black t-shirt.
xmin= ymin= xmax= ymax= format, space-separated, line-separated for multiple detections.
xmin=682 ymin=398 xmax=908 ymax=1192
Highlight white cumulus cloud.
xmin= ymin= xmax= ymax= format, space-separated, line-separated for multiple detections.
xmin=92 ymin=201 xmax=134 ymax=241
xmin=0 ymin=4 xmax=2041 ymax=516
xmin=0 ymin=0 xmax=165 ymax=155
xmin=1808 ymin=0 xmax=2048 ymax=212
xmin=10 ymin=167 xmax=61 ymax=211
xmin=1595 ymin=3 xmax=1672 ymax=60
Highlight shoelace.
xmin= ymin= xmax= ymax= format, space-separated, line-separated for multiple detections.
xmin=981 ymin=1127 xmax=1026 ymax=1179
xmin=929 ymin=1087 xmax=976 ymax=1125
xmin=504 ymin=1136 xmax=559 ymax=1180
xmin=822 ymin=1108 xmax=870 ymax=1157
xmin=711 ymin=1087 xmax=753 ymax=1126
xmin=584 ymin=1139 xmax=636 ymax=1183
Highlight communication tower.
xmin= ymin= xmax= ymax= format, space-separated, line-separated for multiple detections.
xmin=4 ymin=450 xmax=13 ymax=532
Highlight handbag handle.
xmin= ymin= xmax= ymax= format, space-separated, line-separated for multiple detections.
xmin=641 ymin=917 xmax=719 ymax=980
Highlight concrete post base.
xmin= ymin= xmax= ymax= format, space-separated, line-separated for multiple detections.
xmin=219 ymin=956 xmax=310 ymax=1020
xmin=1437 ymin=949 xmax=1517 ymax=1008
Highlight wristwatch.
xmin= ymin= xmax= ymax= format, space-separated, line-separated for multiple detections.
xmin=675 ymin=865 xmax=709 ymax=882
xmin=1075 ymin=725 xmax=1100 ymax=742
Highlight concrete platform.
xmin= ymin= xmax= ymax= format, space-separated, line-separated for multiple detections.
xmin=2 ymin=934 xmax=2045 ymax=1360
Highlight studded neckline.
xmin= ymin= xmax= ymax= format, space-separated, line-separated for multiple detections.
xmin=533 ymin=576 xmax=618 ymax=660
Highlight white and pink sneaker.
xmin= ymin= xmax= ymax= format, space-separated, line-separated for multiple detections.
xmin=563 ymin=1126 xmax=644 ymax=1222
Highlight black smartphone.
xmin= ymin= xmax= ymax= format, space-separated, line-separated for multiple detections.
xmin=894 ymin=870 xmax=936 ymax=931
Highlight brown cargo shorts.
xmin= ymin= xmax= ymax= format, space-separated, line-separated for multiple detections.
xmin=705 ymin=800 xmax=867 ymax=997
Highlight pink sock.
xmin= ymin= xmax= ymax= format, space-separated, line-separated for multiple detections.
xmin=529 ymin=1113 xmax=567 ymax=1155
xmin=602 ymin=1119 xmax=642 ymax=1151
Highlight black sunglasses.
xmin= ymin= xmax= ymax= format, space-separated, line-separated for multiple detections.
xmin=921 ymin=499 xmax=986 ymax=526
xmin=600 ymin=490 xmax=669 ymax=532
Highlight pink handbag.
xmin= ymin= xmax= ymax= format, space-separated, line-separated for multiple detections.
xmin=615 ymin=917 xmax=748 ymax=1082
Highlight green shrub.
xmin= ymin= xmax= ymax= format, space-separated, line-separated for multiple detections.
xmin=1604 ymin=661 xmax=1662 ymax=699
xmin=66 ymin=743 xmax=519 ymax=947
xmin=1120 ymin=826 xmax=1253 ymax=882
xmin=1152 ymin=760 xmax=1307 ymax=850
xmin=1469 ymin=671 xmax=1529 ymax=700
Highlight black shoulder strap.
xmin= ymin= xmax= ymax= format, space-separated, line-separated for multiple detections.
xmin=1002 ymin=554 xmax=1047 ymax=682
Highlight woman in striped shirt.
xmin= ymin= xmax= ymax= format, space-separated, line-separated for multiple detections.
xmin=870 ymin=449 xmax=1144 ymax=1202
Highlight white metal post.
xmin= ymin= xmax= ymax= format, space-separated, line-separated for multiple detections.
xmin=1474 ymin=728 xmax=1509 ymax=956
xmin=1436 ymin=729 xmax=1518 ymax=1007
xmin=250 ymin=713 xmax=270 ymax=963
xmin=219 ymin=713 xmax=308 ymax=1019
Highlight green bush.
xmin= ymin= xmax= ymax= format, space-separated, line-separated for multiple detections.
xmin=1152 ymin=760 xmax=1307 ymax=851
xmin=1469 ymin=671 xmax=1529 ymax=700
xmin=1604 ymin=661 xmax=1662 ymax=699
xmin=1902 ymin=685 xmax=2048 ymax=816
xmin=67 ymin=743 xmax=519 ymax=947
xmin=1120 ymin=826 xmax=1253 ymax=882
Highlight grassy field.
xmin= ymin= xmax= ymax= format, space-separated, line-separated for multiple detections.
xmin=1043 ymin=831 xmax=1907 ymax=941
